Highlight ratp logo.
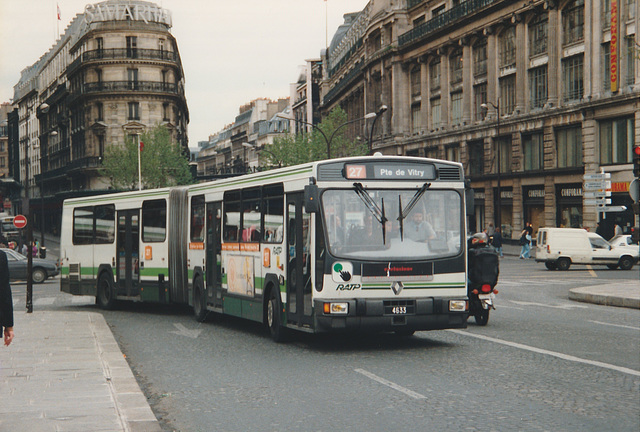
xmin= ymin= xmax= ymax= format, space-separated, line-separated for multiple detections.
xmin=332 ymin=262 xmax=353 ymax=283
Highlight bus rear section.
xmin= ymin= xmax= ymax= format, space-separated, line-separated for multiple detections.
xmin=60 ymin=189 xmax=186 ymax=307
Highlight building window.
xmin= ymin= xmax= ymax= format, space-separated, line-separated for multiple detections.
xmin=128 ymin=68 xmax=138 ymax=90
xmin=429 ymin=59 xmax=440 ymax=92
xmin=432 ymin=4 xmax=445 ymax=17
xmin=411 ymin=67 xmax=421 ymax=98
xmin=499 ymin=75 xmax=516 ymax=115
xmin=529 ymin=66 xmax=547 ymax=109
xmin=626 ymin=37 xmax=636 ymax=86
xmin=529 ymin=13 xmax=548 ymax=57
xmin=449 ymin=50 xmax=463 ymax=85
xmin=522 ymin=133 xmax=544 ymax=171
xmin=126 ymin=36 xmax=137 ymax=58
xmin=163 ymin=103 xmax=170 ymax=122
xmin=450 ymin=91 xmax=463 ymax=125
xmin=562 ymin=55 xmax=584 ymax=102
xmin=411 ymin=103 xmax=421 ymax=135
xmin=474 ymin=83 xmax=487 ymax=121
xmin=95 ymin=37 xmax=103 ymax=57
xmin=96 ymin=102 xmax=103 ymax=121
xmin=446 ymin=145 xmax=460 ymax=162
xmin=499 ymin=26 xmax=516 ymax=69
xmin=128 ymin=102 xmax=140 ymax=121
xmin=413 ymin=15 xmax=425 ymax=27
xmin=603 ymin=43 xmax=612 ymax=92
xmin=430 ymin=97 xmax=441 ymax=129
xmin=556 ymin=126 xmax=582 ymax=168
xmin=496 ymin=137 xmax=512 ymax=174
xmin=599 ymin=117 xmax=635 ymax=164
xmin=602 ymin=0 xmax=612 ymax=26
xmin=473 ymin=39 xmax=487 ymax=77
xmin=562 ymin=0 xmax=584 ymax=46
xmin=467 ymin=140 xmax=484 ymax=176
xmin=624 ymin=0 xmax=636 ymax=20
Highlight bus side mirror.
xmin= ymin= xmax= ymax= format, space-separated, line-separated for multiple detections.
xmin=465 ymin=185 xmax=475 ymax=216
xmin=304 ymin=185 xmax=320 ymax=213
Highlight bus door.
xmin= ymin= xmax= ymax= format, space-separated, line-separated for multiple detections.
xmin=286 ymin=194 xmax=313 ymax=327
xmin=116 ymin=209 xmax=140 ymax=297
xmin=206 ymin=202 xmax=222 ymax=308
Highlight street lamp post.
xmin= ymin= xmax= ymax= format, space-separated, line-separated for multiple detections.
xmin=481 ymin=99 xmax=501 ymax=231
xmin=367 ymin=105 xmax=388 ymax=155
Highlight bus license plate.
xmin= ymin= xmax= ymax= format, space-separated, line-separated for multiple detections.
xmin=392 ymin=306 xmax=407 ymax=314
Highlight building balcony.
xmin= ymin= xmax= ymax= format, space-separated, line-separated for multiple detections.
xmin=67 ymin=48 xmax=179 ymax=74
xmin=69 ymin=81 xmax=182 ymax=102
xmin=399 ymin=0 xmax=500 ymax=48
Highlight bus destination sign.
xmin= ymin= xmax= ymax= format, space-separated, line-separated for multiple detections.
xmin=344 ymin=163 xmax=436 ymax=180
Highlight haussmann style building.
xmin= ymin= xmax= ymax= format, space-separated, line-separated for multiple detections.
xmin=318 ymin=0 xmax=638 ymax=240
xmin=9 ymin=0 xmax=188 ymax=234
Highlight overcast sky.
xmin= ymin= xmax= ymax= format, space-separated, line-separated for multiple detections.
xmin=0 ymin=0 xmax=369 ymax=145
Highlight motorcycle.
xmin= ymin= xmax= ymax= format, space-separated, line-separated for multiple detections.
xmin=467 ymin=233 xmax=500 ymax=326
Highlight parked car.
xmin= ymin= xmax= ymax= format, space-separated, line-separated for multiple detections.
xmin=1 ymin=248 xmax=60 ymax=283
xmin=536 ymin=228 xmax=638 ymax=271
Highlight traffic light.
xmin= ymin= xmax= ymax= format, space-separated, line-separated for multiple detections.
xmin=634 ymin=144 xmax=640 ymax=178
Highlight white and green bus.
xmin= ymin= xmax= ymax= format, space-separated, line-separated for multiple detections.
xmin=60 ymin=155 xmax=471 ymax=340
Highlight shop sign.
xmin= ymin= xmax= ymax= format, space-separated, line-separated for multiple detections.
xmin=84 ymin=2 xmax=172 ymax=26
xmin=560 ymin=187 xmax=582 ymax=197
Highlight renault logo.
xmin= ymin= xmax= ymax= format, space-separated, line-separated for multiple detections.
xmin=390 ymin=281 xmax=404 ymax=295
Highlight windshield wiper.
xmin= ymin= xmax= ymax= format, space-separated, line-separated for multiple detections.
xmin=397 ymin=182 xmax=431 ymax=241
xmin=353 ymin=182 xmax=388 ymax=243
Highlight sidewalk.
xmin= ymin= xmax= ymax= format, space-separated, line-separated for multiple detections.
xmin=0 ymin=310 xmax=162 ymax=432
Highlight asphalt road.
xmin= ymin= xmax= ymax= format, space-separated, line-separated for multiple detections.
xmin=11 ymin=257 xmax=640 ymax=432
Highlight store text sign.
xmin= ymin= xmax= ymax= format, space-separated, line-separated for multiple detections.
xmin=84 ymin=2 xmax=172 ymax=26
xmin=610 ymin=0 xmax=618 ymax=92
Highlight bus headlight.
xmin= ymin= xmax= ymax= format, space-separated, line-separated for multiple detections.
xmin=323 ymin=302 xmax=349 ymax=315
xmin=449 ymin=300 xmax=467 ymax=312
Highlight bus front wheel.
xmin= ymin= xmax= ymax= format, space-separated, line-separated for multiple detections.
xmin=96 ymin=273 xmax=116 ymax=310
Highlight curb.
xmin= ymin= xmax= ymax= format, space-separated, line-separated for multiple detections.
xmin=569 ymin=285 xmax=640 ymax=309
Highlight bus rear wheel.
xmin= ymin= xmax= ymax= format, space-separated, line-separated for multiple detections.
xmin=266 ymin=288 xmax=286 ymax=342
xmin=96 ymin=273 xmax=116 ymax=310
xmin=193 ymin=277 xmax=208 ymax=322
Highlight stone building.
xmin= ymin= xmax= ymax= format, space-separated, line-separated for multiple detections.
xmin=197 ymin=98 xmax=290 ymax=178
xmin=10 ymin=0 xmax=188 ymax=232
xmin=320 ymin=0 xmax=638 ymax=239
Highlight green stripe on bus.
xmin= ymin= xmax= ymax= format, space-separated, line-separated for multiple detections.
xmin=361 ymin=282 xmax=465 ymax=290
xmin=189 ymin=166 xmax=313 ymax=193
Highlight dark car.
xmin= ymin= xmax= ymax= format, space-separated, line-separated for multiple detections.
xmin=1 ymin=248 xmax=60 ymax=283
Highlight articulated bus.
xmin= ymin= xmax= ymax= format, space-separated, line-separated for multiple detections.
xmin=60 ymin=155 xmax=471 ymax=341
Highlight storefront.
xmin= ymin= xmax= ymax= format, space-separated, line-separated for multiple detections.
xmin=495 ymin=186 xmax=513 ymax=238
xmin=556 ymin=183 xmax=583 ymax=228
xmin=523 ymin=185 xmax=545 ymax=235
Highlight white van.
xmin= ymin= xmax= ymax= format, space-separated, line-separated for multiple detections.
xmin=535 ymin=227 xmax=638 ymax=270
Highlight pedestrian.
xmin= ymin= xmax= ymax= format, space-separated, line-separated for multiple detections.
xmin=0 ymin=249 xmax=15 ymax=347
xmin=519 ymin=225 xmax=531 ymax=259
xmin=486 ymin=222 xmax=495 ymax=237
xmin=490 ymin=227 xmax=503 ymax=258
xmin=613 ymin=223 xmax=623 ymax=238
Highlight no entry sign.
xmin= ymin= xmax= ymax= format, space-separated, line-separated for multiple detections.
xmin=13 ymin=214 xmax=27 ymax=229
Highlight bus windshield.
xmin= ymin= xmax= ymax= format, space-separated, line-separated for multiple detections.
xmin=322 ymin=188 xmax=462 ymax=260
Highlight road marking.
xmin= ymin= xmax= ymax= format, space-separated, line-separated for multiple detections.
xmin=586 ymin=265 xmax=598 ymax=277
xmin=72 ymin=295 xmax=95 ymax=304
xmin=495 ymin=304 xmax=524 ymax=310
xmin=448 ymin=329 xmax=640 ymax=377
xmin=588 ymin=320 xmax=640 ymax=331
xmin=34 ymin=297 xmax=56 ymax=306
xmin=355 ymin=368 xmax=427 ymax=400
xmin=509 ymin=300 xmax=589 ymax=310
xmin=169 ymin=323 xmax=203 ymax=339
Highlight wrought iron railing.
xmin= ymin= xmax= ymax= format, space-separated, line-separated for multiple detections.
xmin=81 ymin=81 xmax=179 ymax=94
xmin=399 ymin=0 xmax=500 ymax=47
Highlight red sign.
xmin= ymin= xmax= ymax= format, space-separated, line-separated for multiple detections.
xmin=13 ymin=215 xmax=27 ymax=229
xmin=610 ymin=0 xmax=619 ymax=92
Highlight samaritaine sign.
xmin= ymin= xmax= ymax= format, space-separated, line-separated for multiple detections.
xmin=84 ymin=1 xmax=172 ymax=26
